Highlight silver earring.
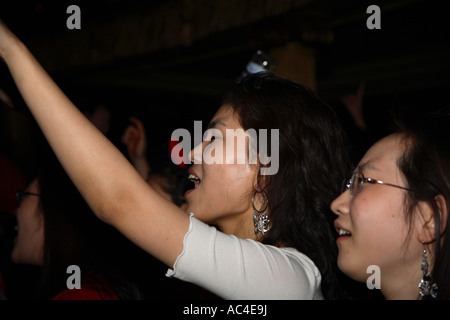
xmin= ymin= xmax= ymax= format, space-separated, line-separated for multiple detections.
xmin=418 ymin=244 xmax=438 ymax=299
xmin=252 ymin=190 xmax=270 ymax=236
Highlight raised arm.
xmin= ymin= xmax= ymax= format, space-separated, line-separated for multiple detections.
xmin=0 ymin=21 xmax=189 ymax=267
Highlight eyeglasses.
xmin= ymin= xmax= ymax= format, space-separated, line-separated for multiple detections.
xmin=344 ymin=171 xmax=413 ymax=196
xmin=16 ymin=190 xmax=41 ymax=204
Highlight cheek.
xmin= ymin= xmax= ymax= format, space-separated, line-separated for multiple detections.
xmin=14 ymin=199 xmax=44 ymax=260
xmin=342 ymin=193 xmax=410 ymax=277
xmin=203 ymin=164 xmax=255 ymax=211
xmin=352 ymin=192 xmax=408 ymax=241
xmin=13 ymin=215 xmax=44 ymax=265
xmin=16 ymin=202 xmax=38 ymax=234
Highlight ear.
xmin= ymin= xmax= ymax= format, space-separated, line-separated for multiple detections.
xmin=416 ymin=195 xmax=448 ymax=244
xmin=253 ymin=170 xmax=269 ymax=192
xmin=435 ymin=194 xmax=448 ymax=236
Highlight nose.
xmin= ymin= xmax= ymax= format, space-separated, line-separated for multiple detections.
xmin=189 ymin=140 xmax=206 ymax=164
xmin=330 ymin=190 xmax=350 ymax=216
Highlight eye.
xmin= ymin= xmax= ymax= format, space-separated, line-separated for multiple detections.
xmin=204 ymin=128 xmax=222 ymax=143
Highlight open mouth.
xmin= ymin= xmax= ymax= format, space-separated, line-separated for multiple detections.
xmin=337 ymin=228 xmax=351 ymax=237
xmin=334 ymin=220 xmax=351 ymax=239
xmin=187 ymin=173 xmax=201 ymax=189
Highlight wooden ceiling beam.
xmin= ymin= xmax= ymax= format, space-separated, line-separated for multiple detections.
xmin=27 ymin=0 xmax=316 ymax=72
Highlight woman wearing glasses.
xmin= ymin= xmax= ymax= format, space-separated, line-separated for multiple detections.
xmin=12 ymin=183 xmax=43 ymax=267
xmin=0 ymin=21 xmax=353 ymax=299
xmin=11 ymin=138 xmax=143 ymax=299
xmin=332 ymin=112 xmax=450 ymax=300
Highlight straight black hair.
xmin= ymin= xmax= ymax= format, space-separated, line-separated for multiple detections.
xmin=395 ymin=109 xmax=450 ymax=300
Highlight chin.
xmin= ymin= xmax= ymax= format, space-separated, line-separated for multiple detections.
xmin=11 ymin=247 xmax=42 ymax=266
xmin=11 ymin=249 xmax=24 ymax=264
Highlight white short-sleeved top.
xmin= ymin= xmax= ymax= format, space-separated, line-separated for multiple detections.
xmin=166 ymin=214 xmax=323 ymax=300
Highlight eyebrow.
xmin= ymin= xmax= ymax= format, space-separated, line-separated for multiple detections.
xmin=357 ymin=162 xmax=380 ymax=172
xmin=207 ymin=119 xmax=227 ymax=130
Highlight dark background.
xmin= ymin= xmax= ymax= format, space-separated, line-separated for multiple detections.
xmin=1 ymin=0 xmax=449 ymax=179
xmin=0 ymin=0 xmax=448 ymax=301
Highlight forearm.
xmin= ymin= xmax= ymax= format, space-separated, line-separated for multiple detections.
xmin=133 ymin=156 xmax=151 ymax=180
xmin=3 ymin=40 xmax=135 ymax=219
xmin=1 ymin=23 xmax=188 ymax=267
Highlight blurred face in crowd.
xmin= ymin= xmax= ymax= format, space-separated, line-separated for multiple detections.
xmin=184 ymin=105 xmax=259 ymax=236
xmin=331 ymin=134 xmax=425 ymax=298
xmin=11 ymin=178 xmax=44 ymax=266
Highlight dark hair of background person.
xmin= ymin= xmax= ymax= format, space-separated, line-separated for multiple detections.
xmin=395 ymin=109 xmax=450 ymax=300
xmin=221 ymin=72 xmax=356 ymax=300
xmin=34 ymin=135 xmax=143 ymax=300
xmin=150 ymin=158 xmax=189 ymax=207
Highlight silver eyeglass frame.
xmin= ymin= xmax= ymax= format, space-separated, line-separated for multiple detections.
xmin=344 ymin=171 xmax=413 ymax=195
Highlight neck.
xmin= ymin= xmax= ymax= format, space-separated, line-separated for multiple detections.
xmin=217 ymin=212 xmax=258 ymax=241
xmin=381 ymin=260 xmax=423 ymax=300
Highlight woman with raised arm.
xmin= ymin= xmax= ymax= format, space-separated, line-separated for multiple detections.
xmin=0 ymin=21 xmax=352 ymax=299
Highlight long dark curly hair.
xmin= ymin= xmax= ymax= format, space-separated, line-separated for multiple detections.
xmin=221 ymin=72 xmax=353 ymax=299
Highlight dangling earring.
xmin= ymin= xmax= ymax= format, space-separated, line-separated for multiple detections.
xmin=252 ymin=190 xmax=270 ymax=236
xmin=418 ymin=244 xmax=438 ymax=299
